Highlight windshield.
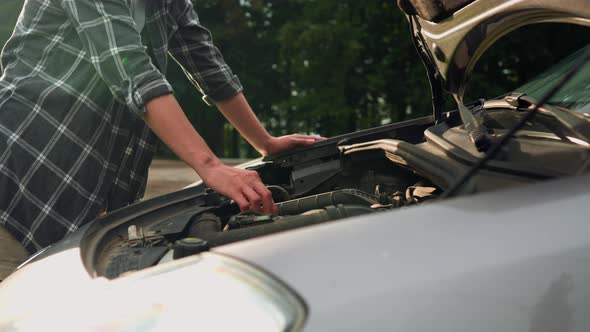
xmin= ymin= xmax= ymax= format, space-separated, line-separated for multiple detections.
xmin=516 ymin=44 xmax=590 ymax=114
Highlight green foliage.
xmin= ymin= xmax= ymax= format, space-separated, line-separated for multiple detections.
xmin=0 ymin=1 xmax=588 ymax=158
xmin=272 ymin=0 xmax=431 ymax=136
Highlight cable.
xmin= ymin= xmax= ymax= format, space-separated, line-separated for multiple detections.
xmin=441 ymin=45 xmax=590 ymax=199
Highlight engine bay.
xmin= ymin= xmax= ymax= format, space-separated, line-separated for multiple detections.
xmin=95 ymin=148 xmax=443 ymax=279
xmin=91 ymin=113 xmax=587 ymax=279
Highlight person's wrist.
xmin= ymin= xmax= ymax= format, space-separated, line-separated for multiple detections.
xmin=188 ymin=152 xmax=222 ymax=175
xmin=257 ymin=135 xmax=276 ymax=157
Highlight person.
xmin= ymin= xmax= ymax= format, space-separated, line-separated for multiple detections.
xmin=0 ymin=0 xmax=323 ymax=271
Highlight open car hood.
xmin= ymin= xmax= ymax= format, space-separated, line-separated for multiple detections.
xmin=398 ymin=0 xmax=590 ymax=120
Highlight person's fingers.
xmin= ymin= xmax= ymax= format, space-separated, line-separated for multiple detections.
xmin=292 ymin=134 xmax=325 ymax=141
xmin=253 ymin=182 xmax=276 ymax=215
xmin=233 ymin=193 xmax=251 ymax=212
xmin=242 ymin=186 xmax=263 ymax=212
xmin=291 ymin=137 xmax=317 ymax=147
xmin=306 ymin=135 xmax=326 ymax=141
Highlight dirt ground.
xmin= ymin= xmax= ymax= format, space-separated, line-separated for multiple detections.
xmin=144 ymin=159 xmax=250 ymax=199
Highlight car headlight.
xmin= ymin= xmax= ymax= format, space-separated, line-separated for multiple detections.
xmin=0 ymin=251 xmax=307 ymax=331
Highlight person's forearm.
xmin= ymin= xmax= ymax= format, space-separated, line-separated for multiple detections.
xmin=143 ymin=94 xmax=277 ymax=215
xmin=216 ymin=92 xmax=273 ymax=155
xmin=141 ymin=92 xmax=321 ymax=215
xmin=143 ymin=94 xmax=221 ymax=173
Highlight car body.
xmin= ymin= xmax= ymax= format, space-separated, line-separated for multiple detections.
xmin=1 ymin=0 xmax=590 ymax=331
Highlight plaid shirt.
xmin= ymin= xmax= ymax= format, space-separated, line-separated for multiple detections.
xmin=0 ymin=0 xmax=242 ymax=253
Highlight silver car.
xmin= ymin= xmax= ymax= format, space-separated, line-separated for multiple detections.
xmin=1 ymin=0 xmax=590 ymax=331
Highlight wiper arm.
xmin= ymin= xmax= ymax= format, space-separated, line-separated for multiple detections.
xmin=454 ymin=95 xmax=492 ymax=152
xmin=504 ymin=93 xmax=590 ymax=143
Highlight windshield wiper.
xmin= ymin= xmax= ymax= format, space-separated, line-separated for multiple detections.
xmin=504 ymin=93 xmax=590 ymax=143
xmin=442 ymin=45 xmax=590 ymax=199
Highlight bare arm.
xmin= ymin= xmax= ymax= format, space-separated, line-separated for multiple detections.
xmin=217 ymin=93 xmax=325 ymax=156
xmin=143 ymin=93 xmax=324 ymax=215
xmin=144 ymin=94 xmax=277 ymax=215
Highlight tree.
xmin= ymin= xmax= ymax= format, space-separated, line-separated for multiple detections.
xmin=1 ymin=1 xmax=588 ymax=158
xmin=273 ymin=0 xmax=431 ymax=137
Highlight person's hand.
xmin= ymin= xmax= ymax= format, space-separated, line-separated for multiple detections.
xmin=261 ymin=134 xmax=326 ymax=157
xmin=198 ymin=162 xmax=278 ymax=215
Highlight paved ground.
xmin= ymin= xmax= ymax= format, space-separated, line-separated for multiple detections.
xmin=145 ymin=160 xmax=199 ymax=199
xmin=145 ymin=159 xmax=250 ymax=199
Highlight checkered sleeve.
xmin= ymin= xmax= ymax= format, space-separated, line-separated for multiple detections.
xmin=169 ymin=0 xmax=243 ymax=106
xmin=60 ymin=0 xmax=174 ymax=116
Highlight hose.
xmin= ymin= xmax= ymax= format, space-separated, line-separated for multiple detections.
xmin=187 ymin=205 xmax=375 ymax=248
xmin=276 ymin=189 xmax=378 ymax=215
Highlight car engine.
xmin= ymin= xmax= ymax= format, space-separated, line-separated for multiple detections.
xmin=96 ymin=147 xmax=443 ymax=278
xmin=94 ymin=115 xmax=576 ymax=278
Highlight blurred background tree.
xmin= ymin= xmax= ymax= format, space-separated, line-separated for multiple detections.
xmin=0 ymin=0 xmax=588 ymax=158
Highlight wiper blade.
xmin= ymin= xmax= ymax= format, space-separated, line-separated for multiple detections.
xmin=454 ymin=95 xmax=492 ymax=152
xmin=504 ymin=93 xmax=590 ymax=143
